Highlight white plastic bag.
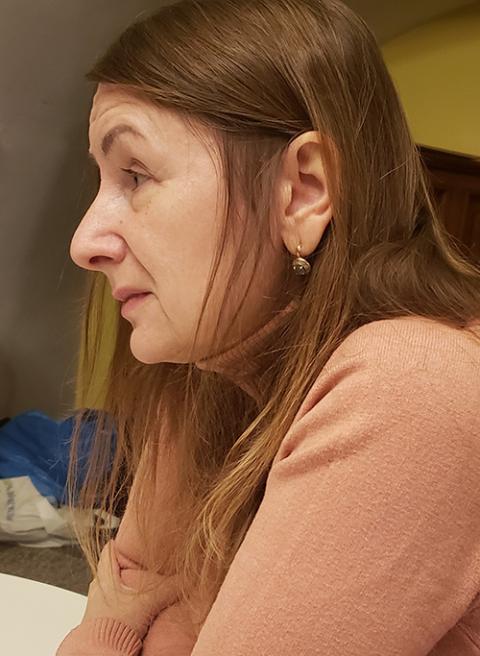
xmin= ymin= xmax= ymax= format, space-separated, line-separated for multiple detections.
xmin=0 ymin=476 xmax=119 ymax=548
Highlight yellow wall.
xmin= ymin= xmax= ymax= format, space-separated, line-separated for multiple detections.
xmin=382 ymin=3 xmax=480 ymax=158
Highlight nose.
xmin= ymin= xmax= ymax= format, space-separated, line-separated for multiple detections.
xmin=70 ymin=195 xmax=127 ymax=272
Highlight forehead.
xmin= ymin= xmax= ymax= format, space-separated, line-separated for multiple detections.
xmin=88 ymin=84 xmax=185 ymax=154
xmin=90 ymin=84 xmax=155 ymax=123
xmin=88 ymin=83 xmax=220 ymax=163
xmin=88 ymin=84 xmax=203 ymax=146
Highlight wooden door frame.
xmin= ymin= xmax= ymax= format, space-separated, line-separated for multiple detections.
xmin=419 ymin=145 xmax=480 ymax=176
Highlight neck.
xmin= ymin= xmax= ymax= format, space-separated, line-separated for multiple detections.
xmin=194 ymin=294 xmax=301 ymax=402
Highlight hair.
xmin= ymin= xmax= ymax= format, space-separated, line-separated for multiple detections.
xmin=67 ymin=0 xmax=480 ymax=633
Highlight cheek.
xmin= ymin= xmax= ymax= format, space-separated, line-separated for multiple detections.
xmin=139 ymin=181 xmax=221 ymax=263
xmin=131 ymin=186 xmax=155 ymax=214
xmin=130 ymin=184 xmax=231 ymax=352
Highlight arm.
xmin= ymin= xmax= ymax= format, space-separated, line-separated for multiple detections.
xmin=56 ymin=541 xmax=195 ymax=656
xmin=56 ymin=429 xmax=198 ymax=655
xmin=114 ymin=438 xmax=200 ymax=655
xmin=188 ymin=326 xmax=480 ymax=654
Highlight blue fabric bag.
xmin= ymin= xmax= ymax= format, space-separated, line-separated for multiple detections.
xmin=0 ymin=409 xmax=116 ymax=506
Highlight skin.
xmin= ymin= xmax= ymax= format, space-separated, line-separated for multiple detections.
xmin=82 ymin=540 xmax=179 ymax=639
xmin=70 ymin=82 xmax=333 ymax=365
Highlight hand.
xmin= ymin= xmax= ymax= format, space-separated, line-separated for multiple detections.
xmin=82 ymin=539 xmax=179 ymax=640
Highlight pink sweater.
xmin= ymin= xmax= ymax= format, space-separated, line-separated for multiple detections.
xmin=57 ymin=302 xmax=480 ymax=655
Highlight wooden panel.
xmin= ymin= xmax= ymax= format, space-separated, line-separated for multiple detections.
xmin=468 ymin=195 xmax=480 ymax=260
xmin=419 ymin=145 xmax=480 ymax=263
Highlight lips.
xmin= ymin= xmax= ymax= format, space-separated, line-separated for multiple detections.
xmin=120 ymin=291 xmax=152 ymax=319
xmin=126 ymin=292 xmax=149 ymax=302
xmin=113 ymin=288 xmax=150 ymax=303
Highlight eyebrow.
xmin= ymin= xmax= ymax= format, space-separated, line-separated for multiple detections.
xmin=88 ymin=124 xmax=146 ymax=161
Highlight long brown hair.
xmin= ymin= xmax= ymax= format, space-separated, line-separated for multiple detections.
xmin=67 ymin=0 xmax=480 ymax=631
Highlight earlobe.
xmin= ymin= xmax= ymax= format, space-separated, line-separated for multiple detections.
xmin=280 ymin=209 xmax=333 ymax=260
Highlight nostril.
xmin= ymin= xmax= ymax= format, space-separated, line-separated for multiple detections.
xmin=90 ymin=255 xmax=108 ymax=266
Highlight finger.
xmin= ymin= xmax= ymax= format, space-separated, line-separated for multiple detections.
xmin=96 ymin=541 xmax=111 ymax=569
xmin=126 ymin=569 xmax=180 ymax=610
xmin=97 ymin=540 xmax=120 ymax=580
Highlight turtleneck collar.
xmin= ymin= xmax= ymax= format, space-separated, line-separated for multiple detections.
xmin=194 ymin=296 xmax=300 ymax=402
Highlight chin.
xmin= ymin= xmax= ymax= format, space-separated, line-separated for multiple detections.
xmin=129 ymin=333 xmax=187 ymax=365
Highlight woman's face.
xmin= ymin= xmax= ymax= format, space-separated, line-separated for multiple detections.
xmin=70 ymin=83 xmax=289 ymax=365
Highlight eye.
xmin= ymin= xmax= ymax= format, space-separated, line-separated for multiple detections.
xmin=121 ymin=168 xmax=149 ymax=189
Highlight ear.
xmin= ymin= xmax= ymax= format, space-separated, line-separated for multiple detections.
xmin=277 ymin=131 xmax=333 ymax=257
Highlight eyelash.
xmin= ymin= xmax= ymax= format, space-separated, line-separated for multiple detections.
xmin=121 ymin=168 xmax=149 ymax=189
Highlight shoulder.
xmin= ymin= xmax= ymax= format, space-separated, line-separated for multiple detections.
xmin=277 ymin=315 xmax=480 ymax=465
xmin=295 ymin=315 xmax=480 ymax=426
xmin=330 ymin=314 xmax=480 ymax=374
xmin=324 ymin=314 xmax=480 ymax=389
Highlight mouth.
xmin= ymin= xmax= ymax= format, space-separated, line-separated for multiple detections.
xmin=121 ymin=292 xmax=152 ymax=318
xmin=124 ymin=292 xmax=150 ymax=303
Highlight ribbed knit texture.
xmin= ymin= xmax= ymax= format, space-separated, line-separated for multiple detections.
xmin=57 ymin=306 xmax=480 ymax=656
xmin=56 ymin=617 xmax=142 ymax=655
xmin=195 ymin=296 xmax=301 ymax=401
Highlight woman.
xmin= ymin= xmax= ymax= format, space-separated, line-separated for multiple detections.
xmin=57 ymin=0 xmax=480 ymax=654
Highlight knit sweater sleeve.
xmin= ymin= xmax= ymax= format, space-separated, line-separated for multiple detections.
xmin=187 ymin=319 xmax=480 ymax=655
xmin=55 ymin=603 xmax=197 ymax=656
xmin=55 ymin=617 xmax=143 ymax=656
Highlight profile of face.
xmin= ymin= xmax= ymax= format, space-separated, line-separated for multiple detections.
xmin=70 ymin=83 xmax=292 ymax=365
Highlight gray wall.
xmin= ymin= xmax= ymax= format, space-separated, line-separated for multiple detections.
xmin=0 ymin=0 xmax=164 ymax=420
xmin=0 ymin=0 xmax=474 ymax=420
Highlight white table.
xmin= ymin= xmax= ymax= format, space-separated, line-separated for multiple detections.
xmin=0 ymin=572 xmax=87 ymax=655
